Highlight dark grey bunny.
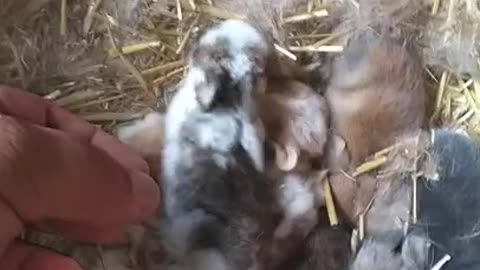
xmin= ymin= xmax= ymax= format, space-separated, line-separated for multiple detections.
xmin=351 ymin=231 xmax=428 ymax=270
xmin=351 ymin=129 xmax=480 ymax=270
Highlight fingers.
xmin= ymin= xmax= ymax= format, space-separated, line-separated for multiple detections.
xmin=32 ymin=222 xmax=128 ymax=245
xmin=90 ymin=130 xmax=150 ymax=173
xmin=0 ymin=86 xmax=150 ymax=174
xmin=0 ymin=116 xmax=159 ymax=236
xmin=0 ymin=241 xmax=84 ymax=270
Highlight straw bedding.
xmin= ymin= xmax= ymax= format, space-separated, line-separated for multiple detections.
xmin=1 ymin=0 xmax=479 ymax=133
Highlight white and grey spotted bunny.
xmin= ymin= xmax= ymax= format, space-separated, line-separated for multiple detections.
xmin=158 ymin=20 xmax=279 ymax=270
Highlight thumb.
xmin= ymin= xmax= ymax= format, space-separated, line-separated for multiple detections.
xmin=0 ymin=241 xmax=84 ymax=270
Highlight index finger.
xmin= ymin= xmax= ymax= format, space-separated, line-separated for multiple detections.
xmin=0 ymin=86 xmax=149 ymax=173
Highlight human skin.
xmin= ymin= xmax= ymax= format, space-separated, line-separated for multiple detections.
xmin=0 ymin=86 xmax=160 ymax=270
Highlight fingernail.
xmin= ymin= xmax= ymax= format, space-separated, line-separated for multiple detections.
xmin=130 ymin=171 xmax=160 ymax=220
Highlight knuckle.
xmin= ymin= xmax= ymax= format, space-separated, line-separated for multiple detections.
xmin=0 ymin=116 xmax=42 ymax=222
xmin=0 ymin=116 xmax=27 ymax=162
xmin=0 ymin=117 xmax=31 ymax=186
xmin=0 ymin=87 xmax=15 ymax=108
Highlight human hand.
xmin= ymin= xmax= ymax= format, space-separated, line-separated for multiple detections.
xmin=0 ymin=86 xmax=160 ymax=270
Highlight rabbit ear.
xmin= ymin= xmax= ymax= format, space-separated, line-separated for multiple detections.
xmin=273 ymin=142 xmax=298 ymax=172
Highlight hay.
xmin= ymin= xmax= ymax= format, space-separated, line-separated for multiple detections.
xmin=329 ymin=0 xmax=480 ymax=133
xmin=0 ymin=0 xmax=478 ymax=133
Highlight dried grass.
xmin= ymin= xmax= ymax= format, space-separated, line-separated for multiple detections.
xmin=0 ymin=0 xmax=478 ymax=134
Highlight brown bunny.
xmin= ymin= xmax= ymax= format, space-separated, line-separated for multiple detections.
xmin=252 ymin=63 xmax=330 ymax=269
xmin=255 ymin=75 xmax=329 ymax=241
xmin=325 ymin=30 xmax=426 ymax=171
xmin=327 ymin=131 xmax=433 ymax=239
xmin=258 ymin=78 xmax=329 ymax=173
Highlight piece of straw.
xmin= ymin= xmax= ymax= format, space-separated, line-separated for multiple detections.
xmin=108 ymin=41 xmax=162 ymax=57
xmin=412 ymin=176 xmax=418 ymax=224
xmin=103 ymin=12 xmax=119 ymax=27
xmin=443 ymin=91 xmax=452 ymax=121
xmin=312 ymin=31 xmax=344 ymax=48
xmin=274 ymin=44 xmax=297 ymax=61
xmin=432 ymin=0 xmax=441 ymax=15
xmin=373 ymin=145 xmax=396 ymax=158
xmin=352 ymin=156 xmax=388 ymax=178
xmin=425 ymin=67 xmax=439 ymax=83
xmin=458 ymin=108 xmax=475 ymax=123
xmin=358 ymin=214 xmax=365 ymax=240
xmin=153 ymin=67 xmax=186 ymax=86
xmin=431 ymin=71 xmax=449 ymax=122
xmin=307 ymin=0 xmax=314 ymax=13
xmin=445 ymin=0 xmax=455 ymax=25
xmin=458 ymin=78 xmax=477 ymax=109
xmin=188 ymin=0 xmax=196 ymax=10
xmin=142 ymin=60 xmax=184 ymax=76
xmin=106 ymin=22 xmax=150 ymax=95
xmin=60 ymin=0 xmax=67 ymax=35
xmin=176 ymin=0 xmax=183 ymax=21
xmin=411 ymin=134 xmax=420 ymax=224
xmin=323 ymin=177 xmax=339 ymax=226
xmin=84 ymin=0 xmax=103 ymax=35
xmin=430 ymin=128 xmax=436 ymax=145
xmin=289 ymin=45 xmax=344 ymax=53
xmin=430 ymin=254 xmax=451 ymax=270
xmin=403 ymin=220 xmax=409 ymax=236
xmin=283 ymin=9 xmax=329 ymax=24
xmin=351 ymin=229 xmax=359 ymax=254
xmin=43 ymin=90 xmax=62 ymax=100
xmin=473 ymin=80 xmax=480 ymax=106
xmin=176 ymin=16 xmax=199 ymax=55
xmin=55 ymin=89 xmax=104 ymax=107
xmin=196 ymin=5 xmax=246 ymax=20
xmin=69 ymin=94 xmax=126 ymax=110
xmin=288 ymin=33 xmax=332 ymax=40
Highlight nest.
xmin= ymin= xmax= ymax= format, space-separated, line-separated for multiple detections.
xmin=2 ymin=0 xmax=478 ymax=268
xmin=0 ymin=0 xmax=479 ymax=134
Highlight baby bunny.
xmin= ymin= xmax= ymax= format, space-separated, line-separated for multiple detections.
xmin=258 ymin=78 xmax=329 ymax=173
xmin=295 ymin=217 xmax=352 ymax=270
xmin=345 ymin=129 xmax=480 ymax=270
xmin=414 ymin=129 xmax=480 ymax=270
xmin=326 ymin=129 xmax=435 ymax=246
xmin=255 ymin=77 xmax=329 ymax=256
xmin=160 ymin=19 xmax=278 ymax=270
xmin=351 ymin=231 xmax=429 ymax=270
xmin=325 ymin=30 xmax=426 ymax=171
